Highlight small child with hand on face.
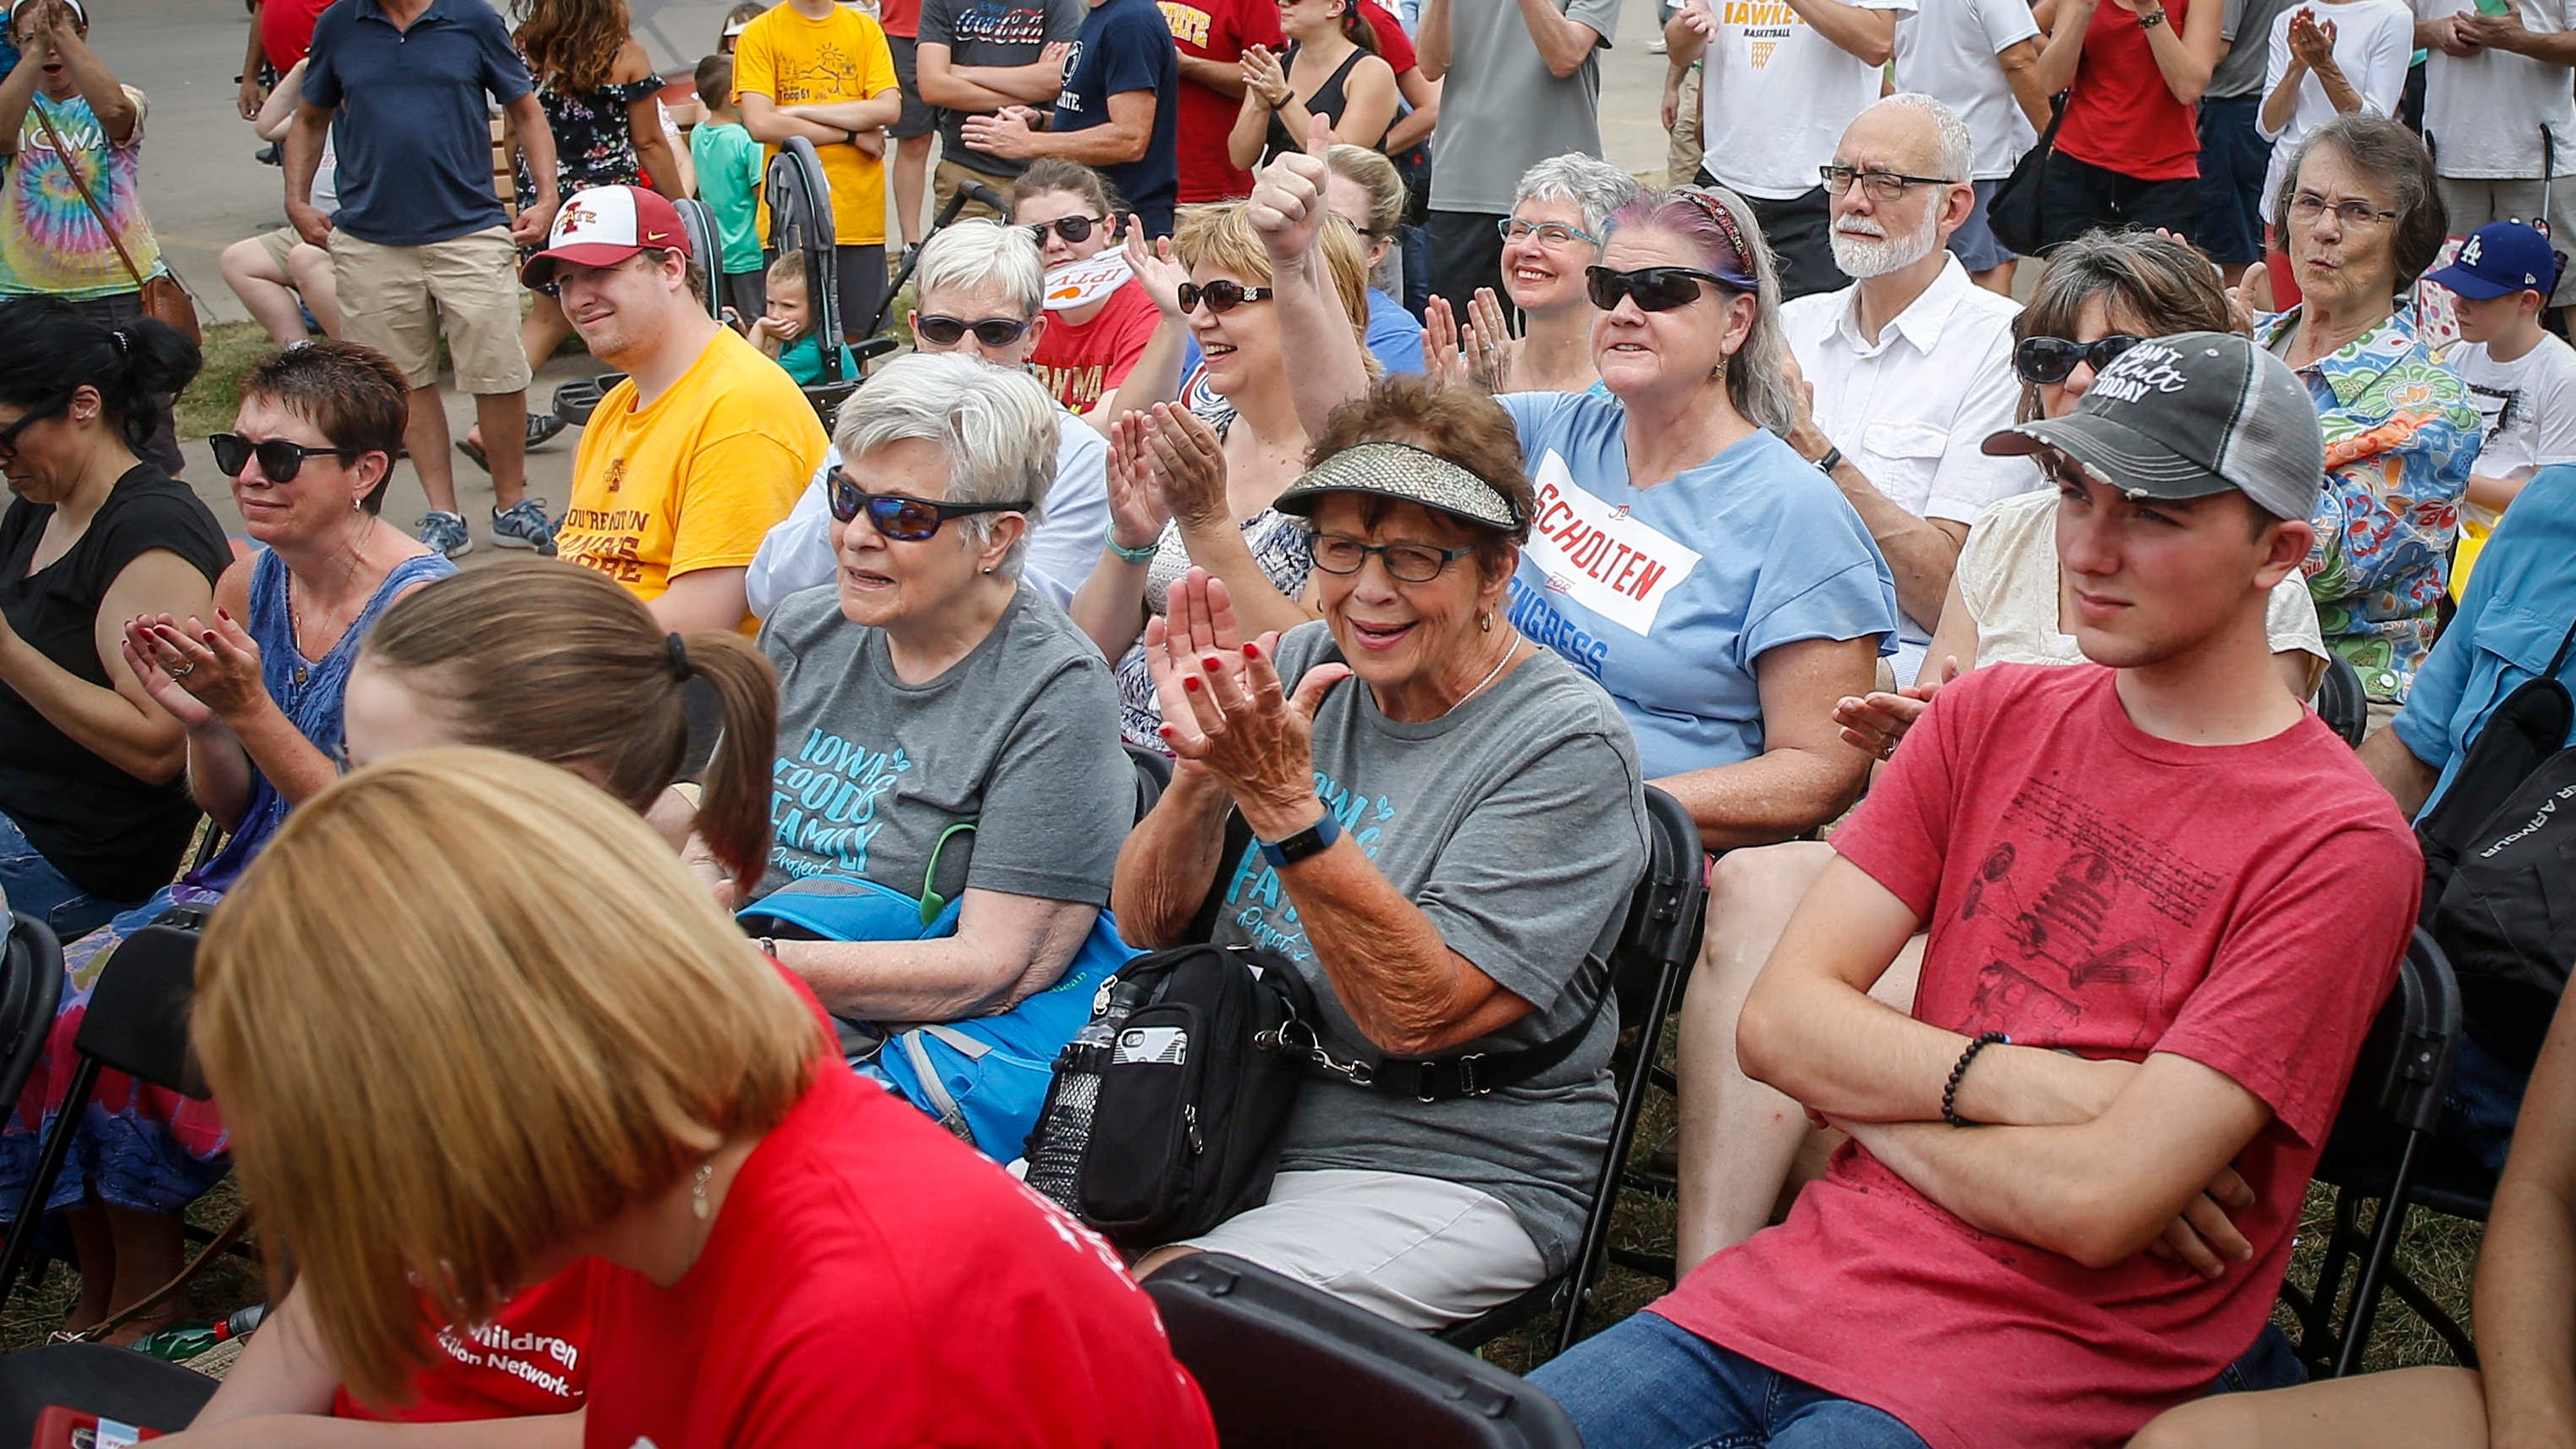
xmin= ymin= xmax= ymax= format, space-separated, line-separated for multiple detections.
xmin=746 ymin=253 xmax=858 ymax=385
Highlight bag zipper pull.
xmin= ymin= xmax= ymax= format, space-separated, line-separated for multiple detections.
xmin=1183 ymin=1103 xmax=1205 ymax=1156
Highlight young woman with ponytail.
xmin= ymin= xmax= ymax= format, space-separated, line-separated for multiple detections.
xmin=343 ymin=556 xmax=779 ymax=901
xmin=0 ymin=300 xmax=225 ymax=942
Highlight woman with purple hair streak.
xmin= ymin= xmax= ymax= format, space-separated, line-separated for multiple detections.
xmin=1266 ymin=160 xmax=1900 ymax=853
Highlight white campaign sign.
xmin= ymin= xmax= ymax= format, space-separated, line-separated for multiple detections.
xmin=1520 ymin=452 xmax=1702 ymax=636
xmin=1042 ymin=251 xmax=1134 ymax=311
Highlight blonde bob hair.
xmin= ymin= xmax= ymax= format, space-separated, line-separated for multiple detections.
xmin=195 ymin=749 xmax=819 ymax=1404
xmin=1173 ymin=201 xmax=1377 ymax=364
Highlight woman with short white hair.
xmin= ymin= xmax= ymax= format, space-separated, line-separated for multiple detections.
xmin=1456 ymin=152 xmax=1644 ymax=395
xmin=747 ymin=352 xmax=1130 ymax=1054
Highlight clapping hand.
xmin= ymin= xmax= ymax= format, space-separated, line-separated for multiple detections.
xmin=2286 ymin=8 xmax=2340 ymax=70
xmin=1832 ymin=654 xmax=1959 ymax=762
xmin=1464 ymin=288 xmax=1518 ymax=392
xmin=1105 ymin=410 xmax=1174 ymax=556
xmin=1246 ymin=113 xmax=1334 ymax=271
xmin=1123 ymin=218 xmax=1192 ymax=319
xmin=1140 ymin=402 xmax=1228 ymax=530
xmin=1240 ymin=44 xmax=1292 ymax=107
xmin=122 ymin=612 xmax=265 ymax=728
xmin=1421 ymin=295 xmax=1505 ymax=392
xmin=1145 ymin=568 xmax=1351 ymax=818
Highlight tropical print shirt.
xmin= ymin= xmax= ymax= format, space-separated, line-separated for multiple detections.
xmin=2256 ymin=305 xmax=2479 ymax=703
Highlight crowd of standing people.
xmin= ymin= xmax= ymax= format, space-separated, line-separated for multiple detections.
xmin=0 ymin=0 xmax=2573 ymax=1444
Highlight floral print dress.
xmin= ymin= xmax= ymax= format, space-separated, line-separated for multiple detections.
xmin=512 ymin=66 xmax=664 ymax=218
xmin=2254 ymin=306 xmax=2481 ymax=705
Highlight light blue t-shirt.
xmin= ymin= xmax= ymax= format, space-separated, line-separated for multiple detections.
xmin=1365 ymin=288 xmax=1424 ymax=376
xmin=2391 ymin=463 xmax=2576 ymax=820
xmin=1498 ymin=390 xmax=1899 ymax=780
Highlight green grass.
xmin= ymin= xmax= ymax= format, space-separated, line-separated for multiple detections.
xmin=174 ymin=322 xmax=279 ymax=441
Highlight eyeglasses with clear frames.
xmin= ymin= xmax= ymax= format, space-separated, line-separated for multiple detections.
xmin=2287 ymin=192 xmax=2399 ymax=229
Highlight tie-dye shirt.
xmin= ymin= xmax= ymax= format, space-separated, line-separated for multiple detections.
xmin=1 ymin=87 xmax=163 ymax=300
xmin=2254 ymin=305 xmax=2480 ymax=705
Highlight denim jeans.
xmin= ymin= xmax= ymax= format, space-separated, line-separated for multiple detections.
xmin=1530 ymin=1314 xmax=2307 ymax=1448
xmin=0 ymin=811 xmax=135 ymax=943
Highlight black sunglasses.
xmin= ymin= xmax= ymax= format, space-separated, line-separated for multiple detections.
xmin=210 ymin=432 xmax=363 ymax=483
xmin=915 ymin=313 xmax=1034 ymax=347
xmin=1026 ymin=215 xmax=1106 ymax=245
xmin=2014 ymin=334 xmax=2143 ymax=386
xmin=1177 ymin=279 xmax=1275 ymax=315
xmin=828 ymin=470 xmax=1031 ymax=541
xmin=1585 ymin=265 xmax=1735 ymax=313
xmin=0 ymin=393 xmax=69 ymax=456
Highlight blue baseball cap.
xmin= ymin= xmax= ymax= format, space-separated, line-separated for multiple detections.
xmin=2425 ymin=222 xmax=2560 ymax=300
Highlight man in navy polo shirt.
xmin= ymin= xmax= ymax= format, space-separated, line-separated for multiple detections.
xmin=958 ymin=0 xmax=1178 ymax=235
xmin=285 ymin=0 xmax=560 ymax=559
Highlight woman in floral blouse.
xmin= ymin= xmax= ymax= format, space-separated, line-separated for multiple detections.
xmin=2254 ymin=113 xmax=2479 ymax=718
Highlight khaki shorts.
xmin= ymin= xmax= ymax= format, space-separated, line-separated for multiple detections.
xmin=934 ymin=157 xmax=1013 ymax=224
xmin=327 ymin=225 xmax=532 ymax=394
xmin=252 ymin=224 xmax=301 ymax=273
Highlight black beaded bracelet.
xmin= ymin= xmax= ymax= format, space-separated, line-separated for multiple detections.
xmin=1942 ymin=1031 xmax=2011 ymax=1127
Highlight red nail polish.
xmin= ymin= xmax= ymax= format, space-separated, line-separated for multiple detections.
xmin=1183 ymin=676 xmax=1200 ymax=692
xmin=216 ymin=609 xmax=231 ymax=621
xmin=1202 ymin=655 xmax=1222 ymax=671
xmin=1242 ymin=641 xmax=1260 ymax=660
xmin=1158 ymin=724 xmax=1177 ymax=739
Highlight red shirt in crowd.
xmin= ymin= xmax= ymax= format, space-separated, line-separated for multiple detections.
xmin=582 ymin=1062 xmax=1216 ymax=1449
xmin=1158 ymin=0 xmax=1284 ymax=201
xmin=256 ymin=0 xmax=338 ymax=68
xmin=2055 ymin=0 xmax=2202 ymax=182
xmin=1032 ymin=279 xmax=1162 ymax=414
xmin=1360 ymin=0 xmax=1415 ymax=74
xmin=881 ymin=0 xmax=921 ymax=41
xmin=1653 ymin=664 xmax=2420 ymax=1449
xmin=334 ymin=1266 xmax=596 ymax=1423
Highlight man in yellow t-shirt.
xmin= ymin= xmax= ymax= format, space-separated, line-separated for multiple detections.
xmin=734 ymin=0 xmax=903 ymax=345
xmin=522 ymin=185 xmax=827 ymax=634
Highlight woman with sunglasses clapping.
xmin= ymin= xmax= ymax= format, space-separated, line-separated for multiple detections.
xmin=742 ymin=353 xmax=1134 ymax=1130
xmin=0 ymin=300 xmax=224 ymax=945
xmin=1396 ymin=186 xmax=1898 ymax=856
xmin=0 ymin=338 xmax=451 ymax=1343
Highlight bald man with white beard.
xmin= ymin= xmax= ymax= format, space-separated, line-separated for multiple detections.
xmin=1779 ymin=92 xmax=2036 ymax=686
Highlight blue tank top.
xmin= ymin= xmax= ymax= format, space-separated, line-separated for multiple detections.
xmin=186 ymin=546 xmax=455 ymax=890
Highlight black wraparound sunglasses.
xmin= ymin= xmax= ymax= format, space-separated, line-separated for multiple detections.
xmin=1026 ymin=215 xmax=1106 ymax=245
xmin=210 ymin=431 xmax=362 ymax=482
xmin=829 ymin=470 xmax=1031 ymax=540
xmin=2014 ymin=334 xmax=2144 ymax=385
xmin=1584 ymin=264 xmax=1737 ymax=313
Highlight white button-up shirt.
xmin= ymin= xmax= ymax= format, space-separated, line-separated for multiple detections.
xmin=1780 ymin=253 xmax=2037 ymax=678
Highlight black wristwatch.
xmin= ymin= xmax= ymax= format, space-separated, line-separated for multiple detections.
xmin=1257 ymin=811 xmax=1343 ymax=869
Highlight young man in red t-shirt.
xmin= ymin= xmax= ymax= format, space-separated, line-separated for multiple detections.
xmin=1158 ymin=0 xmax=1282 ymax=201
xmin=1530 ymin=331 xmax=2425 ymax=1449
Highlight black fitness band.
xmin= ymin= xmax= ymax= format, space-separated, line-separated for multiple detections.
xmin=1814 ymin=444 xmax=1844 ymax=475
xmin=1942 ymin=1031 xmax=2011 ymax=1127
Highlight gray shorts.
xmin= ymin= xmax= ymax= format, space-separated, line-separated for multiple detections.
xmin=1947 ymin=178 xmax=2017 ymax=273
xmin=885 ymin=35 xmax=938 ymax=140
xmin=2436 ymin=174 xmax=2576 ymax=306
xmin=1172 ymin=1168 xmax=1547 ymax=1329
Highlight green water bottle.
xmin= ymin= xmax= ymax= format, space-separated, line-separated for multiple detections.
xmin=125 ymin=1303 xmax=268 ymax=1362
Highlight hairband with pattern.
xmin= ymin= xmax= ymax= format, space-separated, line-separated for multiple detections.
xmin=1675 ymin=188 xmax=1757 ymax=287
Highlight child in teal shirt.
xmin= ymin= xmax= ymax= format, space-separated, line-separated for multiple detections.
xmin=689 ymin=55 xmax=768 ymax=323
xmin=749 ymin=253 xmax=861 ymax=386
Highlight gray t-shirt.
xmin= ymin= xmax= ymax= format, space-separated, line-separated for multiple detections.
xmin=1209 ymin=621 xmax=1650 ymax=1274
xmin=1427 ymin=0 xmax=1622 ymax=214
xmin=918 ymin=0 xmax=1089 ymax=178
xmin=2209 ymin=0 xmax=2300 ymax=97
xmin=755 ymin=583 xmax=1129 ymax=908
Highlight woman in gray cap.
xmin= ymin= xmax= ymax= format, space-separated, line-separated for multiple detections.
xmin=1113 ymin=373 xmax=1650 ymax=1331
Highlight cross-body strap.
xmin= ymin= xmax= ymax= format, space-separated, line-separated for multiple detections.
xmin=26 ymin=98 xmax=152 ymax=293
xmin=1360 ymin=963 xmax=1613 ymax=1101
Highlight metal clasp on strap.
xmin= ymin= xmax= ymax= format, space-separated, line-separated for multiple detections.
xmin=1449 ymin=1052 xmax=1491 ymax=1100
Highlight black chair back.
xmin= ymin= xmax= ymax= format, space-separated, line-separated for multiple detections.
xmin=2318 ymin=654 xmax=2370 ymax=748
xmin=1148 ymin=1253 xmax=1583 ymax=1449
xmin=71 ymin=925 xmax=205 ymax=1099
xmin=0 ymin=917 xmax=63 ymax=1111
xmin=1127 ymin=741 xmax=1173 ymax=824
xmin=0 ymin=1343 xmax=216 ymax=1446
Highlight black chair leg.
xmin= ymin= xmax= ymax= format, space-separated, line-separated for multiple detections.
xmin=1553 ymin=971 xmax=1684 ymax=1359
xmin=0 ymin=1057 xmax=100 ymax=1310
xmin=2296 ymin=1187 xmax=2367 ymax=1369
xmin=2334 ymin=1133 xmax=2426 ymax=1379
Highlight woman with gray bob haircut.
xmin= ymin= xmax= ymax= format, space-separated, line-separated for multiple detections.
xmin=1448 ymin=153 xmax=1647 ymax=394
xmin=744 ymin=352 xmax=1131 ymax=1140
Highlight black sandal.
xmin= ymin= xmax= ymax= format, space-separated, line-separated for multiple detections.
xmin=455 ymin=413 xmax=569 ymax=474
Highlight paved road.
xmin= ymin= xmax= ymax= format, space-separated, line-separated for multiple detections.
xmin=85 ymin=0 xmax=1679 ymax=535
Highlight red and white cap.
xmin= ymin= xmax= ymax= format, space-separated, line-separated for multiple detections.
xmin=521 ymin=185 xmax=690 ymax=287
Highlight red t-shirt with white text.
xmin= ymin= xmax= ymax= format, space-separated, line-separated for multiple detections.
xmin=2055 ymin=0 xmax=2200 ymax=181
xmin=1653 ymin=664 xmax=2419 ymax=1449
xmin=1158 ymin=0 xmax=1284 ymax=201
xmin=582 ymin=1063 xmax=1216 ymax=1449
xmin=334 ymin=1265 xmax=595 ymax=1422
xmin=1032 ymin=278 xmax=1161 ymax=414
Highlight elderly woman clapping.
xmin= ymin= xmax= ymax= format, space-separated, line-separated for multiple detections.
xmin=1118 ymin=375 xmax=1649 ymax=1330
xmin=2253 ymin=113 xmax=2480 ymax=717
xmin=744 ymin=352 xmax=1131 ymax=1151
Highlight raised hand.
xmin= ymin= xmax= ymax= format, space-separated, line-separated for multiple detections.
xmin=1240 ymin=44 xmax=1291 ymax=106
xmin=1144 ymin=402 xmax=1229 ymax=531
xmin=1123 ymin=218 xmax=1191 ymax=319
xmin=1106 ymin=410 xmax=1173 ymax=555
xmin=1421 ymin=295 xmax=1472 ymax=389
xmin=1147 ymin=571 xmax=1351 ymax=819
xmin=1245 ymin=112 xmax=1333 ymax=269
xmin=1465 ymin=287 xmax=1517 ymax=393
